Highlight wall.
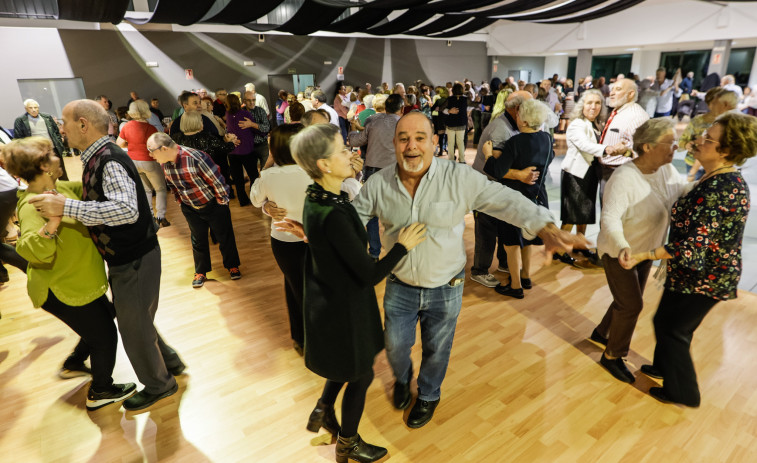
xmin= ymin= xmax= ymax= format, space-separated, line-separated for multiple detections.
xmin=631 ymin=50 xmax=663 ymax=80
xmin=0 ymin=27 xmax=488 ymax=127
xmin=492 ymin=56 xmax=545 ymax=84
xmin=544 ymin=55 xmax=569 ymax=81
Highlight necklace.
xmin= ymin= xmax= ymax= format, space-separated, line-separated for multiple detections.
xmin=698 ymin=164 xmax=735 ymax=183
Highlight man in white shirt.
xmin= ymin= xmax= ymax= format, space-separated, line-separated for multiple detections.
xmin=650 ymin=68 xmax=678 ymax=117
xmin=311 ymin=90 xmax=340 ymax=127
xmin=721 ymin=75 xmax=743 ymax=99
xmin=244 ymin=83 xmax=270 ymax=117
xmin=596 ymin=78 xmax=650 ymax=201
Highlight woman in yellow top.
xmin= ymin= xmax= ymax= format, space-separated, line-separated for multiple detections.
xmin=3 ymin=137 xmax=136 ymax=411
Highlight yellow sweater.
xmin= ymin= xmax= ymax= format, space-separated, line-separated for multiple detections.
xmin=16 ymin=181 xmax=108 ymax=308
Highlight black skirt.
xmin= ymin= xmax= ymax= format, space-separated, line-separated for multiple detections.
xmin=560 ymin=160 xmax=599 ymax=224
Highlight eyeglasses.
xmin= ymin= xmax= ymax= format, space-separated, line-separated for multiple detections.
xmin=147 ymin=146 xmax=162 ymax=154
xmin=651 ymin=139 xmax=679 ymax=148
xmin=699 ymin=131 xmax=720 ymax=145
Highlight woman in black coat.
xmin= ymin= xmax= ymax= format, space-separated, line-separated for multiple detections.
xmin=286 ymin=123 xmax=426 ymax=463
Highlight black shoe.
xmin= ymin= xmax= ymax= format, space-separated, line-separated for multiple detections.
xmin=494 ymin=283 xmax=524 ymax=299
xmin=158 ymin=217 xmax=171 ymax=227
xmin=589 ymin=328 xmax=608 ymax=347
xmin=168 ymin=363 xmax=186 ymax=376
xmin=59 ymin=362 xmax=92 ymax=379
xmin=649 ymin=387 xmax=699 ymax=407
xmin=86 ymin=383 xmax=137 ymax=410
xmin=553 ymin=252 xmax=583 ymax=267
xmin=123 ymin=382 xmax=179 ymax=411
xmin=0 ymin=271 xmax=9 ymax=284
xmin=293 ymin=341 xmax=304 ymax=357
xmin=393 ymin=381 xmax=411 ymax=410
xmin=228 ymin=189 xmax=236 ymax=200
xmin=407 ymin=398 xmax=440 ymax=428
xmin=578 ymin=249 xmax=600 ymax=265
xmin=600 ymin=355 xmax=635 ymax=383
xmin=306 ymin=399 xmax=341 ymax=435
xmin=521 ymin=278 xmax=532 ymax=290
xmin=641 ymin=364 xmax=663 ymax=380
xmin=335 ymin=433 xmax=387 ymax=463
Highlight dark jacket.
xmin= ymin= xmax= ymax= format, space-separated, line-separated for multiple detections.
xmin=301 ymin=183 xmax=406 ymax=382
xmin=13 ymin=113 xmax=66 ymax=157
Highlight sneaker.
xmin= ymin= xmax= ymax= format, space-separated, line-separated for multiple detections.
xmin=86 ymin=382 xmax=137 ymax=410
xmin=496 ymin=266 xmax=510 ymax=274
xmin=59 ymin=363 xmax=92 ymax=379
xmin=470 ymin=273 xmax=499 ymax=288
xmin=158 ymin=217 xmax=171 ymax=227
xmin=192 ymin=273 xmax=206 ymax=288
xmin=229 ymin=267 xmax=242 ymax=280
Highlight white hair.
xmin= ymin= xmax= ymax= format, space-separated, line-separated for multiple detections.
xmin=518 ymin=99 xmax=559 ymax=130
xmin=245 ymin=83 xmax=256 ymax=92
xmin=24 ymin=99 xmax=39 ymax=107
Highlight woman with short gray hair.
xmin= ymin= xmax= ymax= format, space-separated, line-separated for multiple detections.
xmin=591 ymin=117 xmax=691 ymax=384
xmin=289 ymin=123 xmax=427 ymax=462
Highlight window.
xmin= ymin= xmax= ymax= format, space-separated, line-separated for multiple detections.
xmin=17 ymin=78 xmax=87 ymax=119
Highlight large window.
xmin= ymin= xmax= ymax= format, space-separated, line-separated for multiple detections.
xmin=567 ymin=54 xmax=632 ymax=82
xmin=727 ymin=48 xmax=755 ymax=87
xmin=17 ymin=78 xmax=87 ymax=119
xmin=660 ymin=50 xmax=710 ymax=88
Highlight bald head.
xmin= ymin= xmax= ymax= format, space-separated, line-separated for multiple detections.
xmin=396 ymin=110 xmax=434 ymax=136
xmin=69 ymin=100 xmax=110 ymax=133
xmin=505 ymin=90 xmax=533 ymax=116
xmin=61 ymin=99 xmax=110 ymax=151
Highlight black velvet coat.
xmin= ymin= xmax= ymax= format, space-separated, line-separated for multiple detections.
xmin=302 ymin=183 xmax=406 ymax=382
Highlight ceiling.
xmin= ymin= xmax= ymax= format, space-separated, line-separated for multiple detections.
xmin=0 ymin=0 xmax=746 ymax=38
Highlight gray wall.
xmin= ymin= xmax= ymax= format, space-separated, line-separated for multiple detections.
xmin=492 ymin=56 xmax=546 ymax=84
xmin=0 ymin=27 xmax=488 ymax=127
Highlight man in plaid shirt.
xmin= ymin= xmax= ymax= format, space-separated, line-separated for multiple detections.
xmin=147 ymin=132 xmax=241 ymax=288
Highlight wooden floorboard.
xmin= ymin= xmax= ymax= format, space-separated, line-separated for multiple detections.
xmin=1 ymin=152 xmax=757 ymax=462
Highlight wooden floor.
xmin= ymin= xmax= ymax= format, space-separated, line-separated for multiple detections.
xmin=2 ymin=152 xmax=757 ymax=463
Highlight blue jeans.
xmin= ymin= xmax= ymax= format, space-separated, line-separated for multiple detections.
xmin=383 ymin=269 xmax=465 ymax=401
xmin=363 ymin=166 xmax=382 ymax=258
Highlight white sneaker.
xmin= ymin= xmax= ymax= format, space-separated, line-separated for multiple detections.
xmin=470 ymin=273 xmax=500 ymax=287
xmin=496 ymin=266 xmax=510 ymax=274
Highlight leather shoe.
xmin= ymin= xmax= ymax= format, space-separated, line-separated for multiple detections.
xmin=589 ymin=328 xmax=608 ymax=347
xmin=123 ymin=382 xmax=179 ymax=411
xmin=520 ymin=278 xmax=532 ymax=290
xmin=407 ymin=398 xmax=440 ymax=428
xmin=599 ymin=355 xmax=635 ymax=383
xmin=306 ymin=399 xmax=340 ymax=435
xmin=168 ymin=363 xmax=186 ymax=376
xmin=649 ymin=387 xmax=700 ymax=408
xmin=494 ymin=283 xmax=524 ymax=299
xmin=641 ymin=364 xmax=663 ymax=380
xmin=393 ymin=381 xmax=411 ymax=410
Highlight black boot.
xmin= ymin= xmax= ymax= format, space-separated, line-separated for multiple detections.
xmin=306 ymin=399 xmax=340 ymax=435
xmin=335 ymin=434 xmax=387 ymax=463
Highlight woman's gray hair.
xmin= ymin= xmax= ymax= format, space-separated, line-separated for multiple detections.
xmin=290 ymin=123 xmax=340 ymax=180
xmin=518 ymin=99 xmax=558 ymax=130
xmin=569 ymin=89 xmax=606 ymax=122
xmin=633 ymin=118 xmax=676 ymax=155
xmin=127 ymin=100 xmax=152 ymax=122
xmin=180 ymin=111 xmax=203 ymax=133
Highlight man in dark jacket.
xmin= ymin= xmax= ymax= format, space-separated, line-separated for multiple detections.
xmin=13 ymin=99 xmax=69 ymax=179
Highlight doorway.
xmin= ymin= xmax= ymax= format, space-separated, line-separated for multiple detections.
xmin=267 ymin=73 xmax=317 ymax=124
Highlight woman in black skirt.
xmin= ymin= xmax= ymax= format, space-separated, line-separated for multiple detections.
xmin=558 ymin=89 xmax=624 ymax=265
xmin=483 ymin=99 xmax=556 ymax=299
xmin=286 ymin=123 xmax=426 ymax=463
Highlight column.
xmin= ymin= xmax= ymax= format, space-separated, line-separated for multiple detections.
xmin=707 ymin=39 xmax=732 ymax=77
xmin=575 ymin=49 xmax=592 ymax=85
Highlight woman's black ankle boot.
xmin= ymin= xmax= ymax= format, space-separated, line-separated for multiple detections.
xmin=306 ymin=399 xmax=341 ymax=435
xmin=335 ymin=433 xmax=387 ymax=463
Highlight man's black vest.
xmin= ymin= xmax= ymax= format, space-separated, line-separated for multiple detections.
xmin=81 ymin=142 xmax=158 ymax=265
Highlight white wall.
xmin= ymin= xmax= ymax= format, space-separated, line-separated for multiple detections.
xmin=0 ymin=28 xmax=75 ymax=127
xmin=544 ymin=55 xmax=569 ymax=80
xmin=493 ymin=56 xmax=546 ymax=83
xmin=415 ymin=40 xmax=488 ymax=84
xmin=486 ymin=0 xmax=757 ymax=56
xmin=631 ymin=50 xmax=663 ymax=80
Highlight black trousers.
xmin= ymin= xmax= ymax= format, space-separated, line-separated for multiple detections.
xmin=252 ymin=139 xmax=269 ymax=171
xmin=42 ymin=290 xmax=117 ymax=390
xmin=208 ymin=152 xmax=231 ymax=192
xmin=0 ymin=188 xmax=27 ymax=275
xmin=270 ymin=237 xmax=306 ymax=347
xmin=471 ymin=211 xmax=507 ymax=275
xmin=652 ymin=289 xmax=719 ymax=407
xmin=228 ymin=153 xmax=259 ymax=205
xmin=180 ymin=201 xmax=240 ymax=274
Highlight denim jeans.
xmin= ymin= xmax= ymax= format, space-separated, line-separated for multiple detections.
xmin=383 ymin=269 xmax=465 ymax=401
xmin=362 ymin=166 xmax=382 ymax=258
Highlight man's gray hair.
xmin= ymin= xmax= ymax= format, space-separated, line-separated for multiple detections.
xmin=633 ymin=118 xmax=675 ymax=155
xmin=619 ymin=78 xmax=640 ymax=103
xmin=505 ymin=94 xmax=527 ymax=111
xmin=311 ymin=90 xmax=327 ymax=104
xmin=569 ymin=89 xmax=606 ymax=122
xmin=23 ymin=99 xmax=38 ymax=107
xmin=148 ymin=131 xmax=176 ymax=149
xmin=244 ymin=82 xmax=256 ymax=92
xmin=70 ymin=99 xmax=110 ymax=134
xmin=290 ymin=123 xmax=340 ymax=180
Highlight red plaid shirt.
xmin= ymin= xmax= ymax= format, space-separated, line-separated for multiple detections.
xmin=161 ymin=145 xmax=229 ymax=208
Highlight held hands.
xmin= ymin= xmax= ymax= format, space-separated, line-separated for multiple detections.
xmin=224 ymin=133 xmax=240 ymax=146
xmin=350 ymin=155 xmax=364 ymax=177
xmin=264 ymin=201 xmax=288 ymax=220
xmin=397 ymin=222 xmax=427 ymax=251
xmin=28 ymin=193 xmax=65 ymax=218
xmin=274 ymin=217 xmax=307 ymax=242
xmin=537 ymin=224 xmax=592 ymax=257
xmin=619 ymin=247 xmax=648 ymax=269
xmin=448 ymin=107 xmax=460 ymax=114
xmin=516 ymin=166 xmax=540 ymax=185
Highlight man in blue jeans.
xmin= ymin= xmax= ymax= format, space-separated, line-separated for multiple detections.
xmin=352 ymin=112 xmax=588 ymax=428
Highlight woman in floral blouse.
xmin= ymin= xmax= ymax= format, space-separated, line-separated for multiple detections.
xmin=624 ymin=112 xmax=757 ymax=407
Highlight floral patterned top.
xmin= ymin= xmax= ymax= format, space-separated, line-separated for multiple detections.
xmin=664 ymin=171 xmax=750 ymax=300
